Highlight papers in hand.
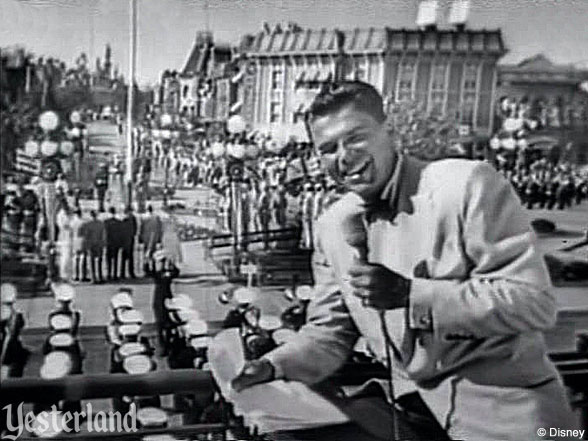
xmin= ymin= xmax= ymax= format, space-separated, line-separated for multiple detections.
xmin=209 ymin=329 xmax=350 ymax=433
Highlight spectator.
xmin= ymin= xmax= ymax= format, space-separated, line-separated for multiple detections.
xmin=70 ymin=208 xmax=89 ymax=282
xmin=138 ymin=205 xmax=162 ymax=276
xmin=104 ymin=207 xmax=121 ymax=281
xmin=85 ymin=210 xmax=105 ymax=284
xmin=160 ymin=206 xmax=183 ymax=265
xmin=120 ymin=206 xmax=138 ymax=279
xmin=55 ymin=199 xmax=73 ymax=281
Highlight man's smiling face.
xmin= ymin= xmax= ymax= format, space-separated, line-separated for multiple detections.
xmin=310 ymin=104 xmax=396 ymax=202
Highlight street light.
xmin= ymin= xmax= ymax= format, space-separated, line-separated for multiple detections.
xmin=35 ymin=110 xmax=74 ymax=283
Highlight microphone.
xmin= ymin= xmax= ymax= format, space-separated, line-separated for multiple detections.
xmin=340 ymin=205 xmax=368 ymax=263
xmin=340 ymin=201 xmax=400 ymax=439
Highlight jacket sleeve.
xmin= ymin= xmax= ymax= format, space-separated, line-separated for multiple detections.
xmin=409 ymin=162 xmax=556 ymax=338
xmin=264 ymin=235 xmax=359 ymax=385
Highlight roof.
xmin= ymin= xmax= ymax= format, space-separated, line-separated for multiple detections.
xmin=498 ymin=53 xmax=588 ymax=84
xmin=239 ymin=26 xmax=506 ymax=57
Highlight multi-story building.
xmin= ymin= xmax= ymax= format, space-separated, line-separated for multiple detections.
xmin=235 ymin=23 xmax=506 ymax=141
xmin=159 ymin=31 xmax=232 ymax=120
xmin=496 ymin=54 xmax=588 ymax=162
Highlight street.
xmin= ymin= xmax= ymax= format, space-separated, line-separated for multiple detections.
xmin=11 ymin=123 xmax=588 ymax=381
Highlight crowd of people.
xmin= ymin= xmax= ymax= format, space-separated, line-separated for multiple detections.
xmin=53 ymin=200 xmax=183 ymax=284
xmin=496 ymin=159 xmax=588 ymax=210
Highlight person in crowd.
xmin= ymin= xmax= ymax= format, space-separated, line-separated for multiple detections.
xmin=55 ymin=173 xmax=69 ymax=200
xmin=299 ymin=182 xmax=314 ymax=250
xmin=139 ymin=205 xmax=162 ymax=276
xmin=120 ymin=206 xmax=138 ymax=279
xmin=1 ymin=283 xmax=29 ymax=380
xmin=94 ymin=163 xmax=109 ymax=213
xmin=55 ymin=198 xmax=74 ymax=281
xmin=104 ymin=206 xmax=122 ymax=281
xmin=71 ymin=208 xmax=89 ymax=282
xmin=85 ymin=210 xmax=106 ymax=284
xmin=151 ymin=252 xmax=180 ymax=356
xmin=18 ymin=180 xmax=41 ymax=254
xmin=271 ymin=183 xmax=288 ymax=229
xmin=160 ymin=206 xmax=183 ymax=265
xmin=231 ymin=81 xmax=578 ymax=440
xmin=257 ymin=181 xmax=271 ymax=248
xmin=1 ymin=284 xmax=29 ymax=438
xmin=2 ymin=179 xmax=25 ymax=253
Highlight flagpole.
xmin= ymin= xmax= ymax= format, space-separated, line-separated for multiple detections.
xmin=126 ymin=0 xmax=137 ymax=208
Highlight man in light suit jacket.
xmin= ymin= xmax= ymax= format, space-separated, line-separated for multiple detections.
xmin=139 ymin=205 xmax=162 ymax=275
xmin=232 ymin=82 xmax=578 ymax=440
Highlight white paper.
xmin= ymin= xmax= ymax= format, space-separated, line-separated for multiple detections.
xmin=209 ymin=329 xmax=350 ymax=433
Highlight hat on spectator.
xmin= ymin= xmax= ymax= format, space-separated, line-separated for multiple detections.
xmin=48 ymin=332 xmax=74 ymax=349
xmin=174 ymin=308 xmax=200 ymax=324
xmin=110 ymin=292 xmax=134 ymax=310
xmin=136 ymin=407 xmax=168 ymax=428
xmin=233 ymin=287 xmax=259 ymax=305
xmin=49 ymin=313 xmax=74 ymax=331
xmin=40 ymin=351 xmax=72 ymax=380
xmin=258 ymin=315 xmax=282 ymax=331
xmin=164 ymin=294 xmax=193 ymax=311
xmin=1 ymin=304 xmax=13 ymax=321
xmin=53 ymin=283 xmax=75 ymax=303
xmin=118 ymin=324 xmax=142 ymax=339
xmin=187 ymin=319 xmax=210 ymax=349
xmin=118 ymin=342 xmax=147 ymax=358
xmin=1 ymin=283 xmax=17 ymax=304
xmin=123 ymin=354 xmax=153 ymax=374
xmin=118 ymin=309 xmax=143 ymax=324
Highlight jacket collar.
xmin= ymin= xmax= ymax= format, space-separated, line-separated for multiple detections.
xmin=367 ymin=153 xmax=428 ymax=222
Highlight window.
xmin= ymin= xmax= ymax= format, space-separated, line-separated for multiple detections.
xmin=271 ymin=66 xmax=283 ymax=90
xmin=429 ymin=62 xmax=448 ymax=115
xmin=353 ymin=59 xmax=366 ymax=81
xmin=460 ymin=62 xmax=478 ymax=125
xmin=270 ymin=102 xmax=281 ymax=123
xmin=397 ymin=61 xmax=416 ymax=102
xmin=293 ymin=111 xmax=305 ymax=124
xmin=182 ymin=85 xmax=189 ymax=98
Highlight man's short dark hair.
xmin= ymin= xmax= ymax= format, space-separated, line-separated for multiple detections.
xmin=305 ymin=81 xmax=386 ymax=125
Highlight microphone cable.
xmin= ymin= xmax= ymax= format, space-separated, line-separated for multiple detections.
xmin=379 ymin=310 xmax=401 ymax=441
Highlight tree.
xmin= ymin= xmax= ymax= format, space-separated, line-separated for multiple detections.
xmin=384 ymin=99 xmax=463 ymax=160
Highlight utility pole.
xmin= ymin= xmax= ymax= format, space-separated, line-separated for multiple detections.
xmin=126 ymin=0 xmax=137 ymax=208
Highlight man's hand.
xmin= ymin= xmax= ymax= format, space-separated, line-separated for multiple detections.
xmin=348 ymin=261 xmax=411 ymax=310
xmin=231 ymin=359 xmax=275 ymax=392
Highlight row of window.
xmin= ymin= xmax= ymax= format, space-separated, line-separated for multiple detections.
xmin=396 ymin=61 xmax=480 ymax=124
xmin=266 ymin=60 xmax=483 ymax=125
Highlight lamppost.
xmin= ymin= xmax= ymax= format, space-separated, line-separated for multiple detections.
xmin=67 ymin=110 xmax=87 ymax=185
xmin=26 ymin=111 xmax=74 ymax=283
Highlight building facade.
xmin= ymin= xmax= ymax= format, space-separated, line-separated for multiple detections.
xmin=235 ymin=24 xmax=506 ymax=141
xmin=158 ymin=31 xmax=233 ymax=120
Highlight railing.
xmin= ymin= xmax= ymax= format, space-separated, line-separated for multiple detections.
xmin=0 ymin=369 xmax=233 ymax=440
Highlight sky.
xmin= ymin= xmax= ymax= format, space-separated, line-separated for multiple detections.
xmin=2 ymin=0 xmax=588 ymax=87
